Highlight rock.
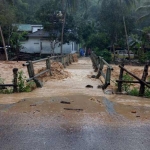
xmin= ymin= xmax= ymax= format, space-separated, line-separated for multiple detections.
xmin=91 ymin=75 xmax=96 ymax=78
xmin=131 ymin=110 xmax=136 ymax=113
xmin=136 ymin=115 xmax=140 ymax=117
xmin=60 ymin=101 xmax=71 ymax=104
xmin=97 ymin=85 xmax=102 ymax=89
xmin=86 ymin=85 xmax=93 ymax=88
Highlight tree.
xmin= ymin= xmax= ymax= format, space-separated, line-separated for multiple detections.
xmin=136 ymin=1 xmax=150 ymax=22
xmin=57 ymin=0 xmax=89 ymax=54
xmin=86 ymin=33 xmax=109 ymax=50
xmin=36 ymin=0 xmax=79 ymax=55
xmin=99 ymin=0 xmax=139 ymax=61
xmin=0 ymin=0 xmax=15 ymax=60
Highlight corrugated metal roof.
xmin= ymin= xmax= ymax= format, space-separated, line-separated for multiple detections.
xmin=14 ymin=24 xmax=32 ymax=31
xmin=13 ymin=24 xmax=43 ymax=32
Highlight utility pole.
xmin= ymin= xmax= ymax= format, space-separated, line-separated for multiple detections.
xmin=0 ymin=26 xmax=8 ymax=61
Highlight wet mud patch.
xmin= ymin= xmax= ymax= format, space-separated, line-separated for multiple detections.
xmin=1 ymin=94 xmax=150 ymax=124
xmin=115 ymin=104 xmax=150 ymax=121
xmin=0 ymin=95 xmax=105 ymax=115
xmin=102 ymin=97 xmax=150 ymax=122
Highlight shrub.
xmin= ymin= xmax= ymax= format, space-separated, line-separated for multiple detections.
xmin=17 ymin=70 xmax=36 ymax=92
xmin=94 ymin=48 xmax=112 ymax=63
xmin=122 ymin=73 xmax=133 ymax=92
xmin=86 ymin=33 xmax=109 ymax=50
xmin=129 ymin=88 xmax=139 ymax=96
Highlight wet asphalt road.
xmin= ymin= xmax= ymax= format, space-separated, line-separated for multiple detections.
xmin=0 ymin=95 xmax=150 ymax=150
xmin=1 ymin=122 xmax=150 ymax=150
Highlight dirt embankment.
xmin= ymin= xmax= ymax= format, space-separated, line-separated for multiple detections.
xmin=101 ymin=64 xmax=150 ymax=89
xmin=36 ymin=62 xmax=71 ymax=82
xmin=0 ymin=54 xmax=78 ymax=84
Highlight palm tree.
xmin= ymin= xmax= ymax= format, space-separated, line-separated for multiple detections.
xmin=136 ymin=1 xmax=150 ymax=22
xmin=58 ymin=0 xmax=88 ymax=54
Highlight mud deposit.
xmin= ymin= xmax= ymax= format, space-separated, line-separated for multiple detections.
xmin=1 ymin=95 xmax=150 ymax=150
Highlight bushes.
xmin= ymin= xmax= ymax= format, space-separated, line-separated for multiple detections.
xmin=94 ymin=47 xmax=112 ymax=63
xmin=0 ymin=71 xmax=36 ymax=94
xmin=86 ymin=33 xmax=109 ymax=50
xmin=17 ymin=70 xmax=36 ymax=92
xmin=116 ymin=73 xmax=150 ymax=98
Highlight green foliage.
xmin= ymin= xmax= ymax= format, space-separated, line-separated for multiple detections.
xmin=1 ymin=88 xmax=13 ymax=94
xmin=94 ymin=48 xmax=112 ymax=63
xmin=146 ymin=51 xmax=150 ymax=60
xmin=17 ymin=70 xmax=35 ymax=92
xmin=138 ymin=49 xmax=147 ymax=63
xmin=0 ymin=75 xmax=13 ymax=94
xmin=122 ymin=73 xmax=134 ymax=92
xmin=36 ymin=1 xmax=79 ymax=44
xmin=128 ymin=88 xmax=139 ymax=96
xmin=116 ymin=73 xmax=150 ymax=97
xmin=145 ymin=77 xmax=150 ymax=97
xmin=86 ymin=33 xmax=109 ymax=50
xmin=145 ymin=87 xmax=150 ymax=98
xmin=0 ymin=71 xmax=36 ymax=94
xmin=143 ymin=26 xmax=150 ymax=33
xmin=136 ymin=1 xmax=150 ymax=24
xmin=0 ymin=74 xmax=4 ymax=84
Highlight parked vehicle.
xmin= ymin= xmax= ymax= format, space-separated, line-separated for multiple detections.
xmin=113 ymin=50 xmax=134 ymax=59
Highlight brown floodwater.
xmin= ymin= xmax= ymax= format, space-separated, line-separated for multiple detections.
xmin=0 ymin=57 xmax=150 ymax=121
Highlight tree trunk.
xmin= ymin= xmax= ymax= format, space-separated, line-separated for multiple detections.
xmin=123 ymin=16 xmax=130 ymax=61
xmin=0 ymin=26 xmax=8 ymax=61
xmin=112 ymin=43 xmax=115 ymax=62
xmin=60 ymin=11 xmax=66 ymax=55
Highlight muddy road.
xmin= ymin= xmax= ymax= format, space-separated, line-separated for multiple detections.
xmin=0 ymin=57 xmax=150 ymax=150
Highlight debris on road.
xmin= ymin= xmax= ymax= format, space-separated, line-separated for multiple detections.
xmin=97 ymin=85 xmax=102 ymax=89
xmin=131 ymin=110 xmax=137 ymax=113
xmin=91 ymin=75 xmax=96 ymax=78
xmin=136 ymin=115 xmax=140 ymax=117
xmin=30 ymin=104 xmax=36 ymax=107
xmin=89 ymin=97 xmax=101 ymax=105
xmin=60 ymin=101 xmax=71 ymax=104
xmin=86 ymin=85 xmax=93 ymax=88
xmin=64 ymin=108 xmax=83 ymax=111
xmin=89 ymin=97 xmax=97 ymax=101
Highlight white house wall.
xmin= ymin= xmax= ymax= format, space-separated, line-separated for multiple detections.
xmin=20 ymin=38 xmax=78 ymax=54
xmin=32 ymin=26 xmax=43 ymax=33
xmin=21 ymin=38 xmax=41 ymax=53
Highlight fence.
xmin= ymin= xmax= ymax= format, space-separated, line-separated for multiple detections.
xmin=23 ymin=53 xmax=75 ymax=87
xmin=90 ymin=52 xmax=113 ymax=89
xmin=0 ymin=68 xmax=18 ymax=92
xmin=116 ymin=63 xmax=150 ymax=96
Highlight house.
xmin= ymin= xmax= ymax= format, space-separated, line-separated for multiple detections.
xmin=20 ymin=29 xmax=79 ymax=54
xmin=13 ymin=24 xmax=43 ymax=33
